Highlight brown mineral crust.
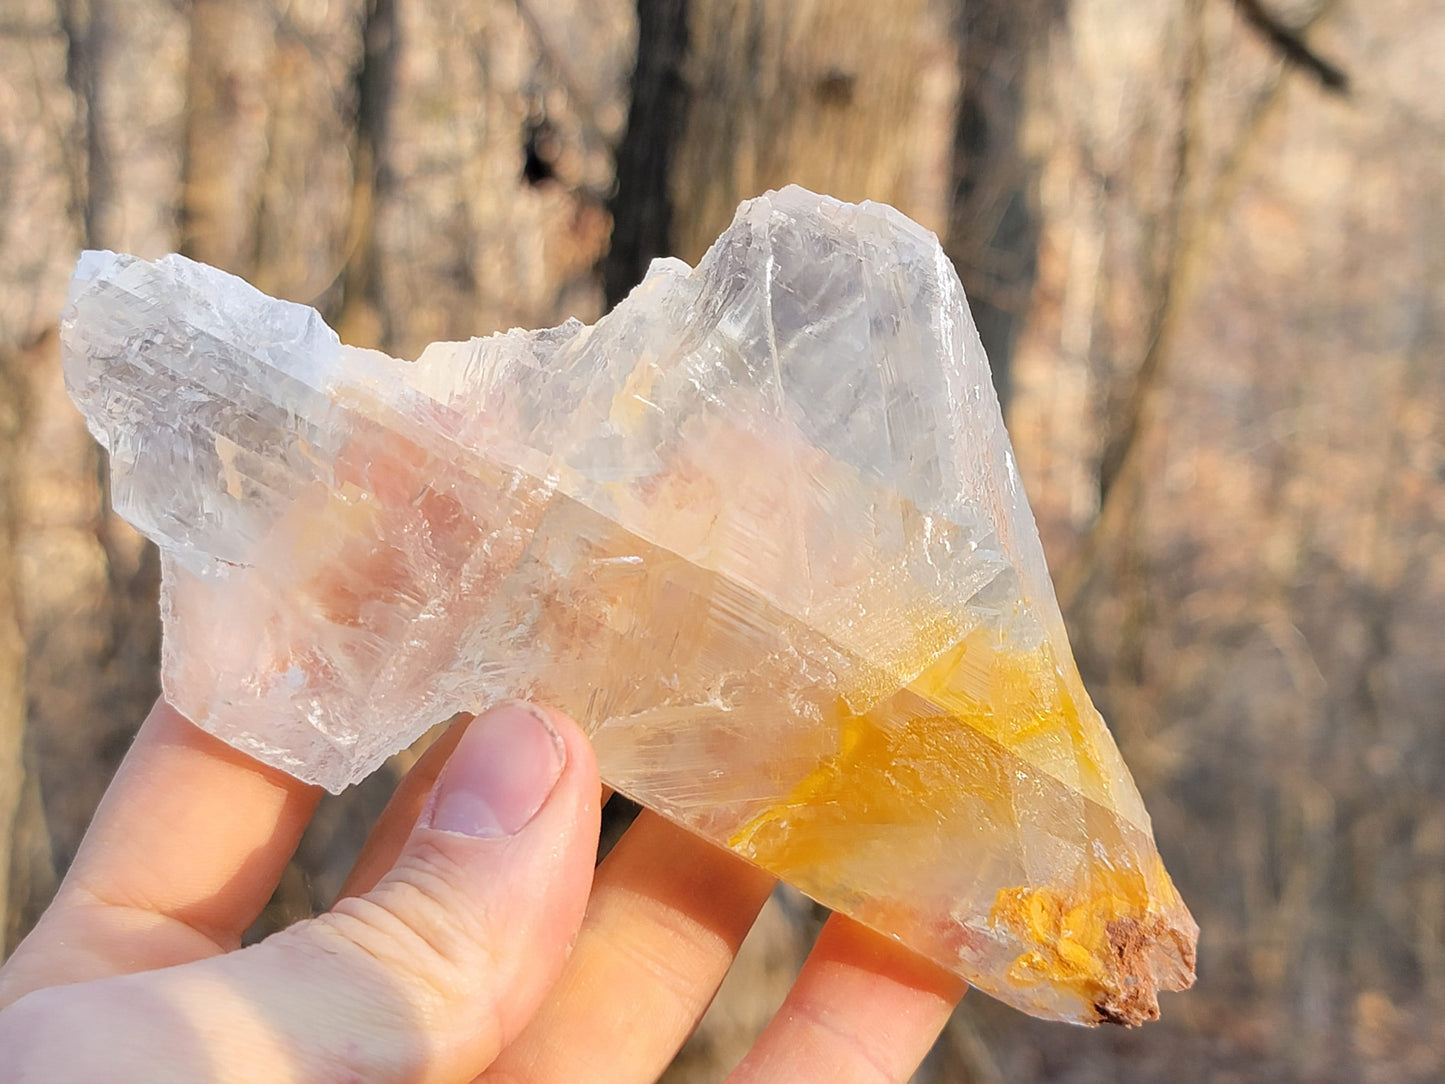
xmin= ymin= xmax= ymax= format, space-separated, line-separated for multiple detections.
xmin=1092 ymin=914 xmax=1198 ymax=1027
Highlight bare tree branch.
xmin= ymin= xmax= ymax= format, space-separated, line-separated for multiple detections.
xmin=1234 ymin=0 xmax=1350 ymax=94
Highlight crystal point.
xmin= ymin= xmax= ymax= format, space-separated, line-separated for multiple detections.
xmin=60 ymin=187 xmax=1196 ymax=1024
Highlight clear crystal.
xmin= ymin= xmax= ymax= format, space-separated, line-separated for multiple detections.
xmin=61 ymin=187 xmax=1196 ymax=1024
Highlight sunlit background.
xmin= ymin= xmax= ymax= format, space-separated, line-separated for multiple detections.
xmin=2 ymin=1 xmax=1442 ymax=1080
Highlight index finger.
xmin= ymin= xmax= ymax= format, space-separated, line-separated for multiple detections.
xmin=0 ymin=698 xmax=320 ymax=1005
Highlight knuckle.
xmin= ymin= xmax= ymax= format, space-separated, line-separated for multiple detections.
xmin=784 ymin=998 xmax=899 ymax=1084
xmin=595 ymin=911 xmax=712 ymax=1007
xmin=300 ymin=840 xmax=506 ymax=1046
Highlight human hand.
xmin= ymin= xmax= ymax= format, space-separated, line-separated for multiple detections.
xmin=0 ymin=699 xmax=964 ymax=1082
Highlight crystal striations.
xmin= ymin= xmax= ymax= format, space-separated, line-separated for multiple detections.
xmin=60 ymin=187 xmax=1197 ymax=1025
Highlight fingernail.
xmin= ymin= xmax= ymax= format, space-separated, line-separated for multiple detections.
xmin=425 ymin=702 xmax=566 ymax=838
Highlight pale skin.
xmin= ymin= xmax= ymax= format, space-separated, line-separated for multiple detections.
xmin=0 ymin=698 xmax=964 ymax=1082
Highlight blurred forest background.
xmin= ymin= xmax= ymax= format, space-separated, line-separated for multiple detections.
xmin=1 ymin=0 xmax=1442 ymax=1080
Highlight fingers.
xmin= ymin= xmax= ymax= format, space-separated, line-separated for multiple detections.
xmin=339 ymin=722 xmax=609 ymax=901
xmin=336 ymin=712 xmax=475 ymax=899
xmin=0 ymin=699 xmax=321 ymax=1006
xmin=480 ymin=808 xmax=776 ymax=1083
xmin=0 ymin=702 xmax=602 ymax=1084
xmin=344 ymin=729 xmax=773 ymax=1084
xmin=727 ymin=914 xmax=966 ymax=1084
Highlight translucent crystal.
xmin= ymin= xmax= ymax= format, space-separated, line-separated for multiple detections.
xmin=60 ymin=187 xmax=1196 ymax=1025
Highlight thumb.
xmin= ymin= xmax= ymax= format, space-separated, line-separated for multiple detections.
xmin=0 ymin=702 xmax=601 ymax=1084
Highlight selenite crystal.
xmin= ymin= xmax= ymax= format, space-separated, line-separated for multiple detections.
xmin=60 ymin=186 xmax=1197 ymax=1025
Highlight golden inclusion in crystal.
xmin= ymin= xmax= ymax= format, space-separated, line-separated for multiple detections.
xmin=728 ymin=629 xmax=1195 ymax=1025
